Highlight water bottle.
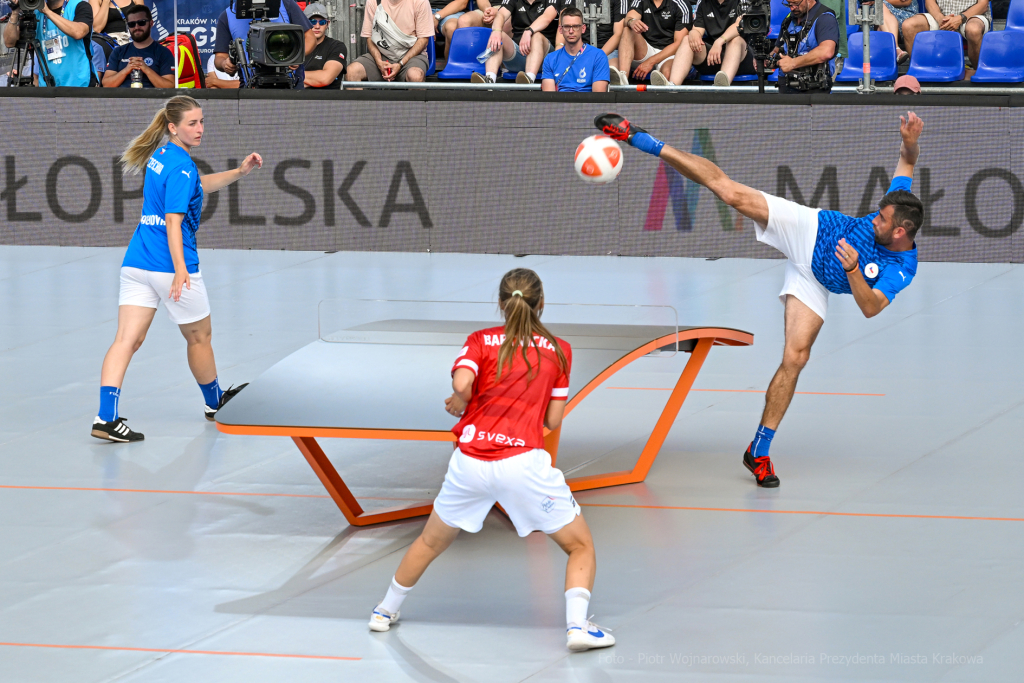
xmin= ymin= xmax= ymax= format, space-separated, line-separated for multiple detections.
xmin=130 ymin=69 xmax=143 ymax=88
xmin=476 ymin=49 xmax=495 ymax=64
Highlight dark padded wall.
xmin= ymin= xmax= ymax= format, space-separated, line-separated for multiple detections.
xmin=1 ymin=92 xmax=1022 ymax=262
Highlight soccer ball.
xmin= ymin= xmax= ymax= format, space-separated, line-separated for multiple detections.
xmin=574 ymin=135 xmax=623 ymax=184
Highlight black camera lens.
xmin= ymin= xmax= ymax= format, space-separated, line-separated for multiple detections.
xmin=266 ymin=30 xmax=300 ymax=63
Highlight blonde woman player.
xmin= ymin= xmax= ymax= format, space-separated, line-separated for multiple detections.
xmin=91 ymin=95 xmax=262 ymax=442
xmin=368 ymin=268 xmax=615 ymax=653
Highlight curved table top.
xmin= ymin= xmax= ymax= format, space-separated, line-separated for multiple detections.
xmin=215 ymin=320 xmax=751 ymax=433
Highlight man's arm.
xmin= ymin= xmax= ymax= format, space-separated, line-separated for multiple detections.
xmin=603 ymin=19 xmax=624 ymax=54
xmin=206 ymin=71 xmax=240 ymax=88
xmin=623 ymin=8 xmax=646 ymax=32
xmin=592 ymin=79 xmax=608 ymax=92
xmin=102 ymin=53 xmax=132 ymax=87
xmin=836 ymin=238 xmax=889 ymax=318
xmin=780 ymin=38 xmax=834 ymax=69
xmin=893 ymin=111 xmax=923 ymax=180
xmin=4 ymin=9 xmax=21 ymax=47
xmin=541 ymin=77 xmax=557 ymax=91
xmin=41 ymin=3 xmax=90 ymax=40
xmin=922 ymin=0 xmax=944 ymax=20
xmin=305 ymin=59 xmax=344 ymax=87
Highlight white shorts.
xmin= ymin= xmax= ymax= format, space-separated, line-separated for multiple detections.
xmin=118 ymin=266 xmax=211 ymax=325
xmin=632 ymin=38 xmax=673 ymax=71
xmin=756 ymin=192 xmax=829 ymax=321
xmin=923 ymin=13 xmax=990 ymax=37
xmin=433 ymin=448 xmax=581 ymax=537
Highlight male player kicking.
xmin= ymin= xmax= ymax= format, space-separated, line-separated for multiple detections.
xmin=596 ymin=112 xmax=924 ymax=488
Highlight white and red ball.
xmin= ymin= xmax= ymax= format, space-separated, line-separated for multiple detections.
xmin=574 ymin=134 xmax=623 ymax=184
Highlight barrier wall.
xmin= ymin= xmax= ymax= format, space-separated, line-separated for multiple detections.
xmin=1 ymin=89 xmax=1023 ymax=261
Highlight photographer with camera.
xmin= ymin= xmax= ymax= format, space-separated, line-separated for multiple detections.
xmin=771 ymin=0 xmax=838 ymax=93
xmin=101 ymin=5 xmax=174 ymax=88
xmin=656 ymin=0 xmax=754 ymax=86
xmin=3 ymin=0 xmax=97 ymax=86
xmin=213 ymin=0 xmax=314 ymax=89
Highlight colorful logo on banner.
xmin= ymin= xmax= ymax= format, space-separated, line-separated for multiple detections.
xmin=643 ymin=129 xmax=744 ymax=233
xmin=149 ymin=0 xmax=221 ymax=63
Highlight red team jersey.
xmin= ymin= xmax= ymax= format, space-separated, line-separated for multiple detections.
xmin=451 ymin=326 xmax=572 ymax=461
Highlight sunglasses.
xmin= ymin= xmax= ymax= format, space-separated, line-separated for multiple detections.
xmin=126 ymin=19 xmax=150 ymax=27
xmin=560 ymin=23 xmax=584 ymax=31
xmin=309 ymin=18 xmax=328 ymax=25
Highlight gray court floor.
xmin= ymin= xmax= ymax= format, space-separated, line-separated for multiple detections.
xmin=1 ymin=245 xmax=1022 ymax=683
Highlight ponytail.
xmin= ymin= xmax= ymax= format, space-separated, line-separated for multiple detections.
xmin=120 ymin=95 xmax=202 ymax=175
xmin=495 ymin=268 xmax=567 ymax=382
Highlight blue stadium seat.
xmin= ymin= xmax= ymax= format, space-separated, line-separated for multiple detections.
xmin=427 ymin=36 xmax=436 ymax=76
xmin=437 ymin=27 xmax=490 ymax=79
xmin=1008 ymin=0 xmax=1024 ymax=31
xmin=698 ymin=72 xmax=759 ymax=82
xmin=906 ymin=30 xmax=964 ymax=81
xmin=846 ymin=24 xmax=859 ymax=37
xmin=836 ymin=30 xmax=898 ymax=81
xmin=970 ymin=31 xmax=1024 ymax=82
xmin=768 ymin=0 xmax=788 ymax=39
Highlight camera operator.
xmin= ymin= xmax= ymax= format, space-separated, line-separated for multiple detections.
xmin=213 ymin=0 xmax=314 ymax=89
xmin=302 ymin=2 xmax=345 ymax=88
xmin=102 ymin=5 xmax=173 ymax=88
xmin=3 ymin=0 xmax=98 ymax=86
xmin=771 ymin=0 xmax=838 ymax=94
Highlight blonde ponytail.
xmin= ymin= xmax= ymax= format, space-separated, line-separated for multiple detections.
xmin=495 ymin=268 xmax=567 ymax=383
xmin=120 ymin=96 xmax=202 ymax=175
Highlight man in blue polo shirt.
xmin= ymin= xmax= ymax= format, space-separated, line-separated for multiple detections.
xmin=596 ymin=110 xmax=925 ymax=488
xmin=541 ymin=6 xmax=610 ymax=91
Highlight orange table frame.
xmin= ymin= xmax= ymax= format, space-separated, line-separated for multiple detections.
xmin=216 ymin=328 xmax=753 ymax=526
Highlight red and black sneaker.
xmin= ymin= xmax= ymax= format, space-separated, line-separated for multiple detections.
xmin=743 ymin=445 xmax=780 ymax=488
xmin=593 ymin=113 xmax=649 ymax=145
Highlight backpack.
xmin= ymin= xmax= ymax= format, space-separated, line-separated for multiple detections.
xmin=159 ymin=32 xmax=206 ymax=88
xmin=92 ymin=32 xmax=119 ymax=64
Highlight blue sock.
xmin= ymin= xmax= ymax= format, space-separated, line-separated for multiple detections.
xmin=99 ymin=386 xmax=120 ymax=422
xmin=199 ymin=378 xmax=223 ymax=409
xmin=630 ymin=132 xmax=665 ymax=157
xmin=751 ymin=425 xmax=776 ymax=458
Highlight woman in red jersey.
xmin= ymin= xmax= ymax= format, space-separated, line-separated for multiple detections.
xmin=368 ymin=268 xmax=615 ymax=652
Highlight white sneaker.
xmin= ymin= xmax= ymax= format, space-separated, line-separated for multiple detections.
xmin=368 ymin=606 xmax=399 ymax=632
xmin=650 ymin=70 xmax=670 ymax=86
xmin=713 ymin=72 xmax=730 ymax=87
xmin=566 ymin=621 xmax=615 ymax=651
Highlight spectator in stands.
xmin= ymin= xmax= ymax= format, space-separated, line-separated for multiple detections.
xmin=429 ymin=0 xmax=467 ymax=58
xmin=455 ymin=0 xmax=510 ymax=36
xmin=657 ymin=0 xmax=752 ymax=86
xmin=471 ymin=0 xmax=559 ymax=84
xmin=214 ymin=0 xmax=314 ymax=89
xmin=541 ymin=6 xmax=610 ymax=90
xmin=3 ymin=0 xmax=97 ymax=86
xmin=348 ymin=0 xmax=433 ymax=83
xmin=206 ymin=52 xmax=239 ymax=88
xmin=302 ymin=2 xmax=346 ymax=88
xmin=102 ymin=5 xmax=174 ymax=88
xmin=773 ymin=0 xmax=838 ymax=94
xmin=91 ymin=0 xmax=136 ymax=43
xmin=610 ymin=0 xmax=689 ymax=86
xmin=893 ymin=73 xmax=920 ymax=93
xmin=901 ymin=0 xmax=991 ymax=75
xmin=588 ymin=0 xmax=628 ymax=59
xmin=881 ymin=0 xmax=917 ymax=64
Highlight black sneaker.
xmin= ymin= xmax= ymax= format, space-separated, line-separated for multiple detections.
xmin=205 ymin=383 xmax=249 ymax=422
xmin=743 ymin=445 xmax=780 ymax=488
xmin=91 ymin=416 xmax=144 ymax=442
xmin=593 ymin=113 xmax=649 ymax=145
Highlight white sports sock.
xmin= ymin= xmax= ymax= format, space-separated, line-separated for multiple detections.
xmin=525 ymin=72 xmax=537 ymax=83
xmin=379 ymin=576 xmax=413 ymax=614
xmin=486 ymin=71 xmax=497 ymax=82
xmin=565 ymin=587 xmax=591 ymax=629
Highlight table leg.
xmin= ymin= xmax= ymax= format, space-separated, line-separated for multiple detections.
xmin=565 ymin=337 xmax=715 ymax=492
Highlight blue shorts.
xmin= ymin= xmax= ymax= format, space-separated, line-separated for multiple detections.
xmin=503 ymin=41 xmax=527 ymax=72
xmin=439 ymin=12 xmax=463 ymax=30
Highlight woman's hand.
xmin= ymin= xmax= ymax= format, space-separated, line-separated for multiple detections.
xmin=170 ymin=270 xmax=190 ymax=302
xmin=238 ymin=153 xmax=263 ymax=176
xmin=445 ymin=392 xmax=467 ymax=417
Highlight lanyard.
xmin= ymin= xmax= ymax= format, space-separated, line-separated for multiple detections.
xmin=555 ymin=44 xmax=584 ymax=91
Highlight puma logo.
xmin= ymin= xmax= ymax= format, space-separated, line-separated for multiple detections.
xmin=181 ymin=169 xmax=191 ymax=178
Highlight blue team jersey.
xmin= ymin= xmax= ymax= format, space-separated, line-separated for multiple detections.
xmin=812 ymin=176 xmax=917 ymax=303
xmin=122 ymin=143 xmax=203 ymax=274
xmin=540 ymin=43 xmax=610 ymax=92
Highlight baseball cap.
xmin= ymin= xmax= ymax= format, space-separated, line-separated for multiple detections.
xmin=893 ymin=75 xmax=921 ymax=94
xmin=303 ymin=2 xmax=328 ymax=19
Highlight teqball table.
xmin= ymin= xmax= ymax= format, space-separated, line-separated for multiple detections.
xmin=216 ymin=300 xmax=753 ymax=527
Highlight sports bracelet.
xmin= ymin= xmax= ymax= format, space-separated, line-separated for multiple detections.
xmin=844 ymin=261 xmax=859 ymax=273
